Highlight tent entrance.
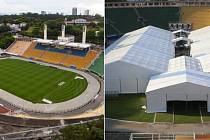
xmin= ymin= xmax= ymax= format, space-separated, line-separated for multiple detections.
xmin=167 ymin=101 xmax=207 ymax=114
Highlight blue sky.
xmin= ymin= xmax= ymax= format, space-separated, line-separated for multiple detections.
xmin=0 ymin=0 xmax=104 ymax=15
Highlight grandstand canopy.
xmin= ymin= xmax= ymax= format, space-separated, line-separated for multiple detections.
xmin=36 ymin=39 xmax=53 ymax=44
xmin=65 ymin=42 xmax=91 ymax=49
xmin=58 ymin=42 xmax=68 ymax=46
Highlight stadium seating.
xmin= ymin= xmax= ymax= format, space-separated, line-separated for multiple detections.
xmin=39 ymin=51 xmax=66 ymax=64
xmin=7 ymin=41 xmax=32 ymax=55
xmin=106 ymin=7 xmax=179 ymax=36
xmin=71 ymin=48 xmax=89 ymax=57
xmin=35 ymin=43 xmax=89 ymax=57
xmin=181 ymin=7 xmax=210 ymax=30
xmin=35 ymin=43 xmax=49 ymax=51
xmin=22 ymin=42 xmax=98 ymax=69
xmin=62 ymin=50 xmax=98 ymax=69
xmin=22 ymin=42 xmax=45 ymax=59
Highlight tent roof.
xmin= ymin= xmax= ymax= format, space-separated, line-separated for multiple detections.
xmin=106 ymin=26 xmax=175 ymax=73
xmin=146 ymin=70 xmax=210 ymax=93
xmin=196 ymin=54 xmax=210 ymax=73
xmin=189 ymin=26 xmax=210 ymax=42
xmin=167 ymin=56 xmax=203 ymax=72
xmin=146 ymin=56 xmax=210 ymax=93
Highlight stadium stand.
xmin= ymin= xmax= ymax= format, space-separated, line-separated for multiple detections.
xmin=106 ymin=7 xmax=179 ymax=36
xmin=22 ymin=42 xmax=45 ymax=59
xmin=62 ymin=50 xmax=98 ymax=69
xmin=7 ymin=39 xmax=100 ymax=69
xmin=6 ymin=41 xmax=32 ymax=55
xmin=39 ymin=51 xmax=66 ymax=64
xmin=181 ymin=7 xmax=210 ymax=30
xmin=89 ymin=52 xmax=104 ymax=76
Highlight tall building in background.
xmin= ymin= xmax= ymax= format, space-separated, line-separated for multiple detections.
xmin=72 ymin=7 xmax=77 ymax=15
xmin=84 ymin=10 xmax=90 ymax=15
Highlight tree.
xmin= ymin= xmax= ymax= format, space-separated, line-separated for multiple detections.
xmin=59 ymin=119 xmax=104 ymax=140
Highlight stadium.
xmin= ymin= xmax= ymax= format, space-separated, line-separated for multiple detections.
xmin=0 ymin=23 xmax=104 ymax=127
xmin=105 ymin=0 xmax=210 ymax=139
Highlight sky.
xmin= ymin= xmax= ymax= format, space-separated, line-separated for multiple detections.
xmin=0 ymin=0 xmax=104 ymax=16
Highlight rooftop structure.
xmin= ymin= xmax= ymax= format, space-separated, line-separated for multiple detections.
xmin=65 ymin=18 xmax=91 ymax=25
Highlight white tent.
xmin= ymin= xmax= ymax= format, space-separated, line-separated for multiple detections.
xmin=105 ymin=26 xmax=175 ymax=93
xmin=189 ymin=26 xmax=210 ymax=72
xmin=106 ymin=25 xmax=210 ymax=113
xmin=146 ymin=56 xmax=210 ymax=113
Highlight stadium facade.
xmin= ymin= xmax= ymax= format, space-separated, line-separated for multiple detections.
xmin=105 ymin=25 xmax=210 ymax=113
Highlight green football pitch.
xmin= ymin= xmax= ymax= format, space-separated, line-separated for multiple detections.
xmin=0 ymin=59 xmax=88 ymax=103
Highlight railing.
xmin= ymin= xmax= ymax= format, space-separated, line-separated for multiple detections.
xmin=106 ymin=1 xmax=210 ymax=8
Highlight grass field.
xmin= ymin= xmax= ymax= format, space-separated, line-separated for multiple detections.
xmin=89 ymin=52 xmax=104 ymax=76
xmin=0 ymin=59 xmax=88 ymax=103
xmin=106 ymin=94 xmax=210 ymax=124
xmin=106 ymin=94 xmax=154 ymax=122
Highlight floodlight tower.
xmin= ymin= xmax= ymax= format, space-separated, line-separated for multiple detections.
xmin=61 ymin=25 xmax=65 ymax=38
xmin=82 ymin=25 xmax=87 ymax=44
xmin=44 ymin=24 xmax=47 ymax=40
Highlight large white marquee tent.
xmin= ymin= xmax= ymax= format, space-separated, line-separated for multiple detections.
xmin=105 ymin=25 xmax=210 ymax=112
xmin=105 ymin=26 xmax=174 ymax=93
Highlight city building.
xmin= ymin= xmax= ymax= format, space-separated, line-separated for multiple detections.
xmin=72 ymin=7 xmax=77 ymax=15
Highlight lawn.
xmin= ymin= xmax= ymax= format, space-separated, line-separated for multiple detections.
xmin=106 ymin=94 xmax=209 ymax=124
xmin=89 ymin=52 xmax=104 ymax=76
xmin=106 ymin=94 xmax=155 ymax=122
xmin=0 ymin=58 xmax=88 ymax=103
xmin=155 ymin=113 xmax=173 ymax=123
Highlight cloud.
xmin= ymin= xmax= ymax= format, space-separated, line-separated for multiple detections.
xmin=0 ymin=0 xmax=104 ymax=15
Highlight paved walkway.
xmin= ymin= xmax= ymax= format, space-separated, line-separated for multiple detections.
xmin=106 ymin=118 xmax=210 ymax=134
xmin=0 ymin=57 xmax=101 ymax=114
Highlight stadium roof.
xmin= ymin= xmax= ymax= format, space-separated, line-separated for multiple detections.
xmin=65 ymin=42 xmax=91 ymax=49
xmin=106 ymin=26 xmax=175 ymax=73
xmin=146 ymin=56 xmax=210 ymax=93
xmin=36 ymin=39 xmax=53 ymax=44
xmin=36 ymin=39 xmax=91 ymax=48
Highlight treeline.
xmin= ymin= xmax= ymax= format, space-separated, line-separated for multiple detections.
xmin=0 ymin=13 xmax=104 ymax=45
xmin=57 ymin=118 xmax=104 ymax=140
xmin=0 ymin=25 xmax=14 ymax=49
